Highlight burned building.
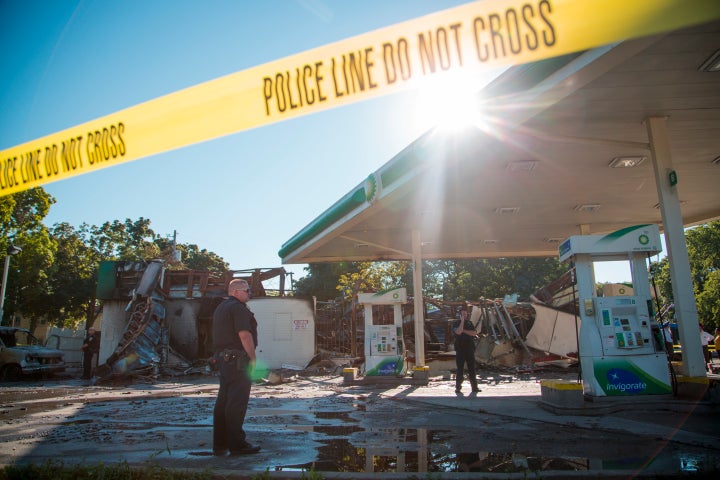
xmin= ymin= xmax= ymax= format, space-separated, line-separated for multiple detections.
xmin=94 ymin=261 xmax=315 ymax=380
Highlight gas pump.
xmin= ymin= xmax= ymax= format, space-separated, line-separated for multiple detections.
xmin=559 ymin=224 xmax=671 ymax=397
xmin=357 ymin=288 xmax=407 ymax=376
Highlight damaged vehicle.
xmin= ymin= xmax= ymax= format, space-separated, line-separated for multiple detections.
xmin=0 ymin=326 xmax=66 ymax=381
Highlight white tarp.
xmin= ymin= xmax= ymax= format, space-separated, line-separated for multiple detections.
xmin=526 ymin=304 xmax=580 ymax=358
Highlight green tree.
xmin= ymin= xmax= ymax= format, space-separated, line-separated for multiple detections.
xmin=45 ymin=218 xmax=160 ymax=330
xmin=181 ymin=245 xmax=227 ymax=273
xmin=295 ymin=261 xmax=411 ymax=301
xmin=88 ymin=217 xmax=158 ymax=260
xmin=686 ymin=222 xmax=720 ymax=292
xmin=294 ymin=262 xmax=360 ymax=300
xmin=43 ymin=219 xmax=233 ymax=331
xmin=295 ymin=257 xmax=565 ymax=303
xmin=696 ymin=270 xmax=720 ymax=329
xmin=50 ymin=220 xmax=229 ymax=329
xmin=426 ymin=257 xmax=567 ymax=301
xmin=1 ymin=191 xmax=231 ymax=330
xmin=421 ymin=260 xmax=454 ymax=298
xmin=48 ymin=222 xmax=101 ymax=329
xmin=337 ymin=261 xmax=411 ymax=299
xmin=652 ymin=221 xmax=720 ymax=330
xmin=153 ymin=237 xmax=228 ymax=274
xmin=0 ymin=188 xmax=56 ymax=328
xmin=649 ymin=257 xmax=673 ymax=308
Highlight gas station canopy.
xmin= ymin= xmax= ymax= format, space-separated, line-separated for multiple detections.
xmin=279 ymin=20 xmax=720 ymax=265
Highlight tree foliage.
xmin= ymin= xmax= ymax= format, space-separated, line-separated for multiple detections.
xmin=87 ymin=218 xmax=158 ymax=260
xmin=295 ymin=261 xmax=411 ymax=301
xmin=0 ymin=189 xmax=228 ymax=330
xmin=696 ymin=270 xmax=720 ymax=329
xmin=181 ymin=246 xmax=227 ymax=273
xmin=154 ymin=236 xmax=228 ymax=274
xmin=48 ymin=223 xmax=99 ymax=327
xmin=337 ymin=261 xmax=411 ymax=299
xmin=0 ymin=189 xmax=56 ymax=328
xmin=424 ymin=257 xmax=567 ymax=301
xmin=294 ymin=262 xmax=360 ymax=300
xmin=295 ymin=257 xmax=566 ymax=302
xmin=651 ymin=221 xmax=720 ymax=330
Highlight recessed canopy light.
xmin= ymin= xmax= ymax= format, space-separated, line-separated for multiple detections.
xmin=544 ymin=237 xmax=564 ymax=243
xmin=494 ymin=207 xmax=520 ymax=214
xmin=609 ymin=156 xmax=645 ymax=168
xmin=574 ymin=204 xmax=601 ymax=212
xmin=507 ymin=160 xmax=537 ymax=172
xmin=699 ymin=49 xmax=720 ymax=72
xmin=355 ymin=243 xmax=369 ymax=248
xmin=654 ymin=201 xmax=687 ymax=209
xmin=712 ymin=156 xmax=720 ymax=166
xmin=483 ymin=239 xmax=498 ymax=244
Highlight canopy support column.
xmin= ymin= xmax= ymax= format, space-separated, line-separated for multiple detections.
xmin=411 ymin=229 xmax=426 ymax=367
xmin=645 ymin=116 xmax=705 ymax=377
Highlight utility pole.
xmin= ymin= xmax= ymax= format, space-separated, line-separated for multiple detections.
xmin=0 ymin=245 xmax=22 ymax=324
xmin=171 ymin=230 xmax=181 ymax=262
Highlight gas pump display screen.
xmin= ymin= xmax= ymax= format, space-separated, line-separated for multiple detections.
xmin=615 ymin=318 xmax=638 ymax=347
xmin=595 ymin=298 xmax=654 ymax=354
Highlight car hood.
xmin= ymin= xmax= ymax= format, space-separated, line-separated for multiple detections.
xmin=10 ymin=346 xmax=65 ymax=358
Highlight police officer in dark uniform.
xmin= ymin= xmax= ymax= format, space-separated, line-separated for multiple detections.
xmin=81 ymin=327 xmax=100 ymax=379
xmin=212 ymin=279 xmax=260 ymax=455
xmin=453 ymin=310 xmax=480 ymax=394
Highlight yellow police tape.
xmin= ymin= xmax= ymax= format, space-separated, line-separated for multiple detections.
xmin=1 ymin=0 xmax=718 ymax=196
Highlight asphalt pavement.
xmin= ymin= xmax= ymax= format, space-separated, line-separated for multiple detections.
xmin=0 ymin=368 xmax=718 ymax=479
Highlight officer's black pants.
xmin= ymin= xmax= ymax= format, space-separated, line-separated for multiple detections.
xmin=455 ymin=345 xmax=478 ymax=390
xmin=213 ymin=357 xmax=251 ymax=452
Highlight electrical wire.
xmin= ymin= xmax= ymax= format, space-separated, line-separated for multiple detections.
xmin=570 ymin=265 xmax=581 ymax=384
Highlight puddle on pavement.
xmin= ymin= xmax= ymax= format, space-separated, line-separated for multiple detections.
xmin=272 ymin=427 xmax=720 ymax=475
xmin=312 ymin=411 xmax=354 ymax=422
xmin=7 ymin=393 xmax=718 ymax=476
xmin=59 ymin=419 xmax=93 ymax=426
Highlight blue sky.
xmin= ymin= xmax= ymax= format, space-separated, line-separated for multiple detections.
xmin=0 ymin=0 xmax=638 ymax=289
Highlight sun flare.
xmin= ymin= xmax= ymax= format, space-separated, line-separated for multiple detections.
xmin=412 ymin=71 xmax=496 ymax=134
xmin=414 ymin=68 xmax=504 ymax=133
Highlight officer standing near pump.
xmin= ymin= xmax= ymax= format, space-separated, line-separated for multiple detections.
xmin=453 ymin=309 xmax=481 ymax=394
xmin=699 ymin=323 xmax=714 ymax=371
xmin=662 ymin=322 xmax=675 ymax=358
xmin=212 ymin=279 xmax=260 ymax=456
xmin=80 ymin=327 xmax=100 ymax=380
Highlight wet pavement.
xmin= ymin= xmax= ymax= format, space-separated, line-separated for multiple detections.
xmin=0 ymin=369 xmax=718 ymax=478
